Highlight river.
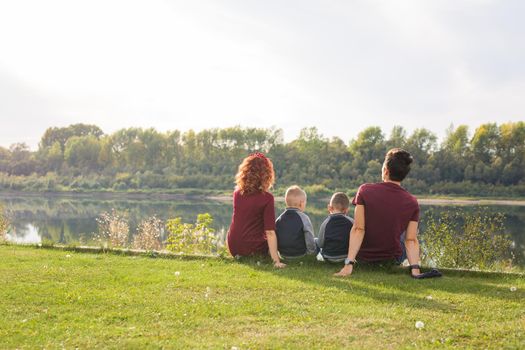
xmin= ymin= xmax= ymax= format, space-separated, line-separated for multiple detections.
xmin=2 ymin=193 xmax=524 ymax=266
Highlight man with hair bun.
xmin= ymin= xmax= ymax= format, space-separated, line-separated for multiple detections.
xmin=335 ymin=148 xmax=441 ymax=279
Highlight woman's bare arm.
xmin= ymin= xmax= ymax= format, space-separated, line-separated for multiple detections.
xmin=266 ymin=230 xmax=286 ymax=268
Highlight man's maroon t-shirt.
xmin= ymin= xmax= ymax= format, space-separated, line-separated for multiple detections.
xmin=352 ymin=182 xmax=419 ymax=261
xmin=227 ymin=189 xmax=276 ymax=257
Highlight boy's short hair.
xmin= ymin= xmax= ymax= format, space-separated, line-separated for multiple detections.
xmin=384 ymin=148 xmax=413 ymax=181
xmin=330 ymin=192 xmax=350 ymax=211
xmin=285 ymin=185 xmax=306 ymax=207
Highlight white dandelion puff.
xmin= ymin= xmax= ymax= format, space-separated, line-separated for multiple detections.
xmin=425 ymin=295 xmax=433 ymax=300
xmin=65 ymin=254 xmax=71 ymax=258
xmin=415 ymin=321 xmax=425 ymax=329
xmin=256 ymin=261 xmax=261 ymax=266
xmin=510 ymin=286 xmax=517 ymax=292
xmin=174 ymin=271 xmax=181 ymax=276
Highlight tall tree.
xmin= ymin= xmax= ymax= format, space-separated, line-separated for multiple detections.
xmin=40 ymin=124 xmax=103 ymax=150
xmin=64 ymin=136 xmax=102 ymax=171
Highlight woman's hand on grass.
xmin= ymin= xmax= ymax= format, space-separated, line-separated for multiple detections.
xmin=266 ymin=230 xmax=285 ymax=269
xmin=274 ymin=261 xmax=286 ymax=268
xmin=334 ymin=264 xmax=353 ymax=277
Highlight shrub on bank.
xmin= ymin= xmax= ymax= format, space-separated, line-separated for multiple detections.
xmin=93 ymin=210 xmax=223 ymax=255
xmin=95 ymin=209 xmax=130 ymax=248
xmin=0 ymin=204 xmax=8 ymax=241
xmin=421 ymin=208 xmax=514 ymax=270
xmin=133 ymin=216 xmax=163 ymax=251
xmin=302 ymin=184 xmax=332 ymax=198
xmin=165 ymin=213 xmax=222 ymax=255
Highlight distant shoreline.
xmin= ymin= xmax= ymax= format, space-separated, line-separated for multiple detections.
xmin=209 ymin=195 xmax=525 ymax=206
xmin=1 ymin=190 xmax=525 ymax=206
xmin=416 ymin=198 xmax=525 ymax=206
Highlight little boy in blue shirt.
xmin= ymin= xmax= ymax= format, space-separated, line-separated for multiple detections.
xmin=316 ymin=192 xmax=353 ymax=262
xmin=275 ymin=185 xmax=316 ymax=259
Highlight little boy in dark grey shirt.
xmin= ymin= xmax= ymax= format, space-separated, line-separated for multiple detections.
xmin=275 ymin=186 xmax=316 ymax=259
xmin=317 ymin=192 xmax=353 ymax=262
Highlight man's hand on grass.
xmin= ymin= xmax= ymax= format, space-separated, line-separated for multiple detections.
xmin=274 ymin=261 xmax=286 ymax=268
xmin=334 ymin=264 xmax=353 ymax=277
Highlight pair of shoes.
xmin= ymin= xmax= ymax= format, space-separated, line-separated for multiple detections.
xmin=411 ymin=268 xmax=442 ymax=279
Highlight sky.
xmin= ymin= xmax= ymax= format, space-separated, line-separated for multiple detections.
xmin=0 ymin=0 xmax=524 ymax=149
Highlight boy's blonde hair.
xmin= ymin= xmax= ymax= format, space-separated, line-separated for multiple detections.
xmin=330 ymin=192 xmax=350 ymax=212
xmin=285 ymin=185 xmax=306 ymax=207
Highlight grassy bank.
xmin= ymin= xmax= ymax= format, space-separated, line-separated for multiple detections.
xmin=1 ymin=245 xmax=524 ymax=349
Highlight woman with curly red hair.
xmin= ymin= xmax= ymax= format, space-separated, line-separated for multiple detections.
xmin=227 ymin=152 xmax=286 ymax=268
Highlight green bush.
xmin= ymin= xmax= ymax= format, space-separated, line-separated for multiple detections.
xmin=0 ymin=204 xmax=8 ymax=241
xmin=165 ymin=213 xmax=221 ymax=255
xmin=112 ymin=182 xmax=129 ymax=191
xmin=303 ymin=184 xmax=332 ymax=198
xmin=421 ymin=208 xmax=514 ymax=270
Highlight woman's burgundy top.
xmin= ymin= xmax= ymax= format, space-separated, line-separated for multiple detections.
xmin=227 ymin=189 xmax=276 ymax=257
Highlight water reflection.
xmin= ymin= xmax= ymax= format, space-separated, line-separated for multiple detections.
xmin=2 ymin=194 xmax=524 ymax=265
xmin=6 ymin=223 xmax=41 ymax=244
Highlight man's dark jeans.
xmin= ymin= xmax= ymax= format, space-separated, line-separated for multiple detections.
xmin=396 ymin=231 xmax=407 ymax=264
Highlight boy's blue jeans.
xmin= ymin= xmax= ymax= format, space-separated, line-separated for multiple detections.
xmin=315 ymin=233 xmax=408 ymax=264
xmin=314 ymin=238 xmax=347 ymax=262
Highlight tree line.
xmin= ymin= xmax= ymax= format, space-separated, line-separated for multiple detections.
xmin=0 ymin=122 xmax=524 ymax=196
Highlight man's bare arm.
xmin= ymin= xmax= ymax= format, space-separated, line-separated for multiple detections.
xmin=334 ymin=204 xmax=365 ymax=277
xmin=404 ymin=221 xmax=421 ymax=276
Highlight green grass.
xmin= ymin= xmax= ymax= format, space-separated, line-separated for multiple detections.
xmin=1 ymin=245 xmax=524 ymax=349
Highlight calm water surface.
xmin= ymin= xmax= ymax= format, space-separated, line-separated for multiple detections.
xmin=2 ymin=194 xmax=524 ymax=265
